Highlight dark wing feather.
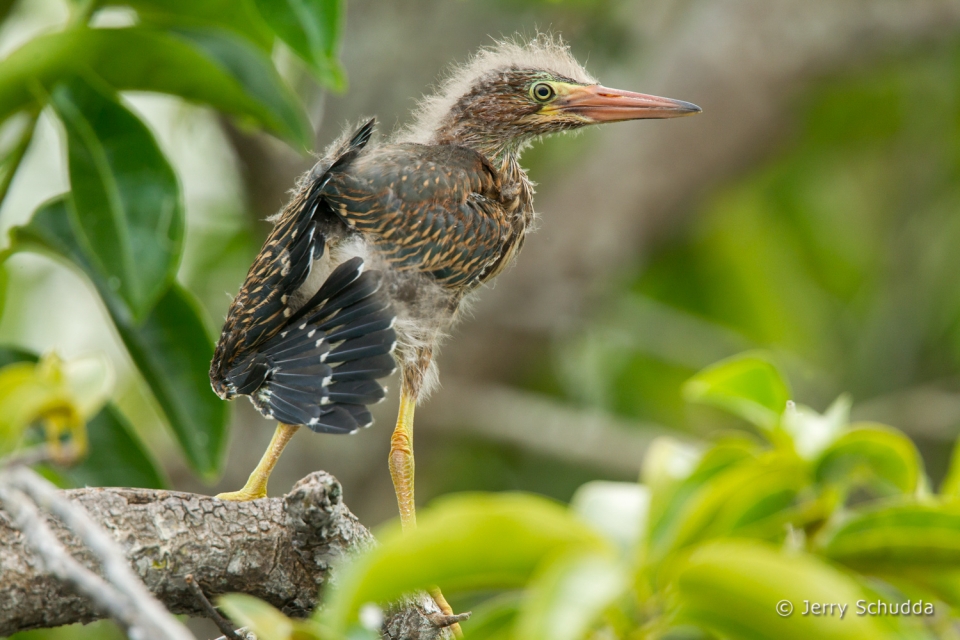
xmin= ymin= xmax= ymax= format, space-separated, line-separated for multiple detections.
xmin=210 ymin=120 xmax=397 ymax=435
xmin=222 ymin=260 xmax=397 ymax=434
xmin=320 ymin=144 xmax=513 ymax=288
xmin=211 ymin=120 xmax=375 ymax=383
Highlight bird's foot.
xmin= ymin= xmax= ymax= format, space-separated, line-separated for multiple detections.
xmin=215 ymin=486 xmax=267 ymax=501
xmin=429 ymin=587 xmax=467 ymax=637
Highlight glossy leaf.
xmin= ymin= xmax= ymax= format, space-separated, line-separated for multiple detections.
xmin=10 ymin=198 xmax=227 ymax=477
xmin=647 ymin=448 xmax=807 ymax=560
xmin=101 ymin=0 xmax=274 ymax=50
xmin=169 ymin=26 xmax=312 ymax=146
xmin=253 ymin=0 xmax=346 ymax=89
xmin=0 ymin=347 xmax=167 ymax=492
xmin=645 ymin=436 xmax=757 ymax=547
xmin=51 ymin=78 xmax=183 ymax=321
xmin=820 ymin=503 xmax=960 ymax=570
xmin=322 ymin=493 xmax=611 ymax=630
xmin=62 ymin=405 xmax=167 ymax=489
xmin=682 ymin=351 xmax=790 ymax=431
xmin=672 ymin=540 xmax=909 ymax=640
xmin=0 ymin=27 xmax=310 ymax=147
xmin=816 ymin=424 xmax=922 ymax=496
xmin=514 ymin=553 xmax=627 ymax=640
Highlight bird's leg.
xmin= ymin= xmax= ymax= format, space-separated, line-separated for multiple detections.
xmin=217 ymin=422 xmax=300 ymax=501
xmin=389 ymin=354 xmax=463 ymax=637
xmin=389 ymin=376 xmax=419 ymax=530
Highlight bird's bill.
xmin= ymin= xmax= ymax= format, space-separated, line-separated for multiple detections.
xmin=557 ymin=84 xmax=701 ymax=122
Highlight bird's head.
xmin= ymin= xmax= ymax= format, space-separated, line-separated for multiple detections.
xmin=408 ymin=35 xmax=700 ymax=161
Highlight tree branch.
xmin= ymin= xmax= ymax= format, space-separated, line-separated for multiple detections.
xmin=0 ymin=471 xmax=452 ymax=639
xmin=0 ymin=465 xmax=194 ymax=640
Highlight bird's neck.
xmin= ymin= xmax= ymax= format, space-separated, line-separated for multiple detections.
xmin=432 ymin=125 xmax=534 ymax=212
xmin=432 ymin=117 xmax=530 ymax=164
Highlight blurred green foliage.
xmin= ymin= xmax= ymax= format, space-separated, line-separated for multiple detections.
xmin=222 ymin=354 xmax=960 ymax=640
xmin=0 ymin=0 xmax=343 ymax=484
xmin=0 ymin=349 xmax=109 ymax=457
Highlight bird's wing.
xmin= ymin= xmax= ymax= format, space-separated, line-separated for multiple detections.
xmin=212 ymin=121 xmax=376 ymax=370
xmin=224 ymin=258 xmax=397 ymax=434
xmin=319 ymin=144 xmax=512 ymax=288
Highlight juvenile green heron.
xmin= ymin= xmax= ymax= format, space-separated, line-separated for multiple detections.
xmin=210 ymin=34 xmax=699 ymax=614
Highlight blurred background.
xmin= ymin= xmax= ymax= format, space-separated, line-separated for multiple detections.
xmin=3 ymin=0 xmax=960 ymax=532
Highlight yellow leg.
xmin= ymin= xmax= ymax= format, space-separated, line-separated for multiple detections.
xmin=389 ymin=380 xmax=463 ymax=637
xmin=217 ymin=423 xmax=299 ymax=501
xmin=389 ymin=386 xmax=418 ymax=531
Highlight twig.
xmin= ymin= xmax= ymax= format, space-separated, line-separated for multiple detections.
xmin=0 ymin=466 xmax=193 ymax=640
xmin=0 ymin=444 xmax=56 ymax=469
xmin=186 ymin=574 xmax=241 ymax=640
xmin=425 ymin=611 xmax=471 ymax=629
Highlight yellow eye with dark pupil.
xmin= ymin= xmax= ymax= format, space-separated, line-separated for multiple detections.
xmin=532 ymin=83 xmax=554 ymax=102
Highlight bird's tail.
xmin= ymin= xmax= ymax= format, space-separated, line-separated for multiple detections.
xmin=244 ymin=257 xmax=397 ymax=433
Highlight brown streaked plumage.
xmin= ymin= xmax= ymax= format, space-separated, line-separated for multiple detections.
xmin=209 ymin=34 xmax=700 ymax=628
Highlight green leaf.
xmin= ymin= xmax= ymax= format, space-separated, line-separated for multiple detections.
xmin=820 ymin=502 xmax=960 ymax=570
xmin=61 ymin=405 xmax=167 ymax=489
xmin=514 ymin=553 xmax=627 ymax=640
xmin=460 ymin=593 xmax=520 ymax=640
xmin=647 ymin=448 xmax=809 ymax=561
xmin=0 ymin=344 xmax=36 ymax=368
xmin=252 ymin=0 xmax=346 ymax=90
xmin=322 ymin=493 xmax=612 ymax=631
xmin=169 ymin=26 xmax=313 ymax=145
xmin=0 ymin=27 xmax=310 ymax=147
xmin=0 ymin=0 xmax=17 ymax=25
xmin=101 ymin=0 xmax=274 ymax=50
xmin=671 ymin=540 xmax=912 ymax=640
xmin=941 ymin=437 xmax=960 ymax=497
xmin=0 ymin=110 xmax=40 ymax=210
xmin=218 ymin=594 xmax=294 ymax=640
xmin=815 ymin=423 xmax=922 ymax=496
xmin=10 ymin=198 xmax=227 ymax=477
xmin=50 ymin=77 xmax=183 ymax=321
xmin=682 ymin=351 xmax=790 ymax=431
xmin=645 ymin=436 xmax=758 ymax=555
xmin=0 ymin=259 xmax=8 ymax=319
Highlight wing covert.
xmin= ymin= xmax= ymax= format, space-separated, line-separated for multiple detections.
xmin=320 ymin=144 xmax=513 ymax=288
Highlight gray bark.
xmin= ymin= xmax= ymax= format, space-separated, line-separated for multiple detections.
xmin=0 ymin=471 xmax=451 ymax=640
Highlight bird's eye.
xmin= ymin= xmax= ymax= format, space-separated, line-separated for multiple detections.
xmin=531 ymin=82 xmax=555 ymax=103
